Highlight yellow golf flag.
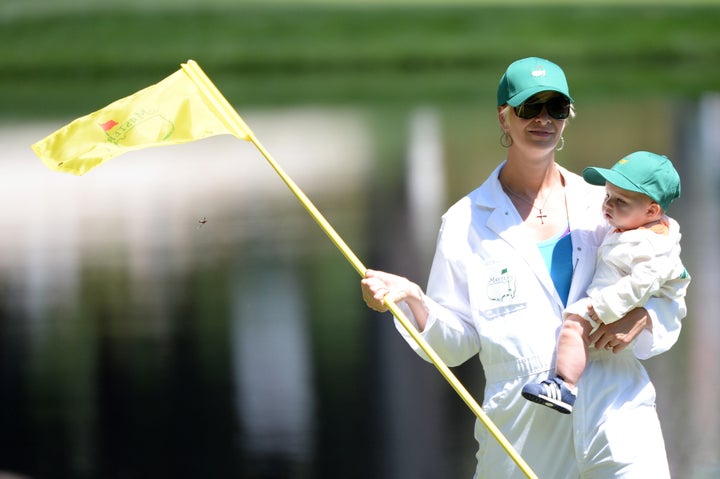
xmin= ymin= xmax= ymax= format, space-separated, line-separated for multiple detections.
xmin=32 ymin=60 xmax=251 ymax=175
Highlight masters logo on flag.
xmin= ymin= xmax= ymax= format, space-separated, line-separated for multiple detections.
xmin=31 ymin=61 xmax=251 ymax=176
xmin=100 ymin=109 xmax=175 ymax=146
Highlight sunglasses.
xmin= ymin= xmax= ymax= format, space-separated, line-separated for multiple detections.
xmin=514 ymin=96 xmax=571 ymax=120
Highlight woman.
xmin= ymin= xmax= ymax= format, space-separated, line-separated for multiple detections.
xmin=361 ymin=57 xmax=684 ymax=478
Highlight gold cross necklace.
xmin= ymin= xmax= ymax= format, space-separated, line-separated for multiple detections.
xmin=501 ymin=181 xmax=557 ymax=224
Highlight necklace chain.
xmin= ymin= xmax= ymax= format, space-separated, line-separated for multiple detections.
xmin=501 ymin=181 xmax=557 ymax=224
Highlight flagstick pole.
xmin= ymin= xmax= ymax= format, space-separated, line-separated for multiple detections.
xmin=182 ymin=60 xmax=538 ymax=479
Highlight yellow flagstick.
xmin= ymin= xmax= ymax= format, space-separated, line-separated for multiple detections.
xmin=182 ymin=60 xmax=539 ymax=479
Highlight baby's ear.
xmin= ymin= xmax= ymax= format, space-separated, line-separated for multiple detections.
xmin=648 ymin=202 xmax=662 ymax=217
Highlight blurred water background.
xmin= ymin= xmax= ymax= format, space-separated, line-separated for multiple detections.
xmin=1 ymin=1 xmax=719 ymax=478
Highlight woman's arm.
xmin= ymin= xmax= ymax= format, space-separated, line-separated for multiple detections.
xmin=588 ymin=288 xmax=687 ymax=359
xmin=588 ymin=306 xmax=651 ymax=353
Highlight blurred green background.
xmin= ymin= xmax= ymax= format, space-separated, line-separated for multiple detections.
xmin=3 ymin=0 xmax=720 ymax=117
xmin=1 ymin=1 xmax=719 ymax=479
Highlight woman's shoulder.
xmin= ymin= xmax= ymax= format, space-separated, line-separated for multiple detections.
xmin=441 ymin=179 xmax=497 ymax=229
xmin=561 ymin=165 xmax=606 ymax=208
xmin=449 ymin=164 xmax=506 ymax=213
xmin=435 ymin=179 xmax=495 ymax=249
xmin=560 ymin=164 xmax=603 ymax=192
xmin=559 ymin=165 xmax=610 ymax=244
xmin=439 ymin=194 xmax=475 ymax=234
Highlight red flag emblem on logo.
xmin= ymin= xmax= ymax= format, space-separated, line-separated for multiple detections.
xmin=99 ymin=120 xmax=118 ymax=131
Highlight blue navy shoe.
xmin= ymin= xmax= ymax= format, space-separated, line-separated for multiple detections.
xmin=521 ymin=377 xmax=576 ymax=414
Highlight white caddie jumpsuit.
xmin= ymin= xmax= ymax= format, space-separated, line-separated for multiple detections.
xmin=395 ymin=163 xmax=686 ymax=479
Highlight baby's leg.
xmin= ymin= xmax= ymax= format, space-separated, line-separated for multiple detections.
xmin=555 ymin=314 xmax=595 ymax=389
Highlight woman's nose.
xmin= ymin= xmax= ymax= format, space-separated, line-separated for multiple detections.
xmin=534 ymin=106 xmax=552 ymax=122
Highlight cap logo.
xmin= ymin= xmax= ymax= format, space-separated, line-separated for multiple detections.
xmin=618 ymin=158 xmax=629 ymax=164
xmin=531 ymin=66 xmax=546 ymax=77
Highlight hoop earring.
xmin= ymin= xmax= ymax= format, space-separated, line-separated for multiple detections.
xmin=556 ymin=136 xmax=565 ymax=151
xmin=500 ymin=131 xmax=513 ymax=148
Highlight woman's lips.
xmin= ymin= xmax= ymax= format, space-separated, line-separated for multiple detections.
xmin=529 ymin=129 xmax=554 ymax=137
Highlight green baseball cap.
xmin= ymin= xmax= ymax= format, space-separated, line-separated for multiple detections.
xmin=497 ymin=57 xmax=573 ymax=107
xmin=582 ymin=151 xmax=681 ymax=211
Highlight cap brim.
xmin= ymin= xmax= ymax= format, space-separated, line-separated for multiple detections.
xmin=507 ymin=87 xmax=574 ymax=107
xmin=582 ymin=166 xmax=644 ymax=194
